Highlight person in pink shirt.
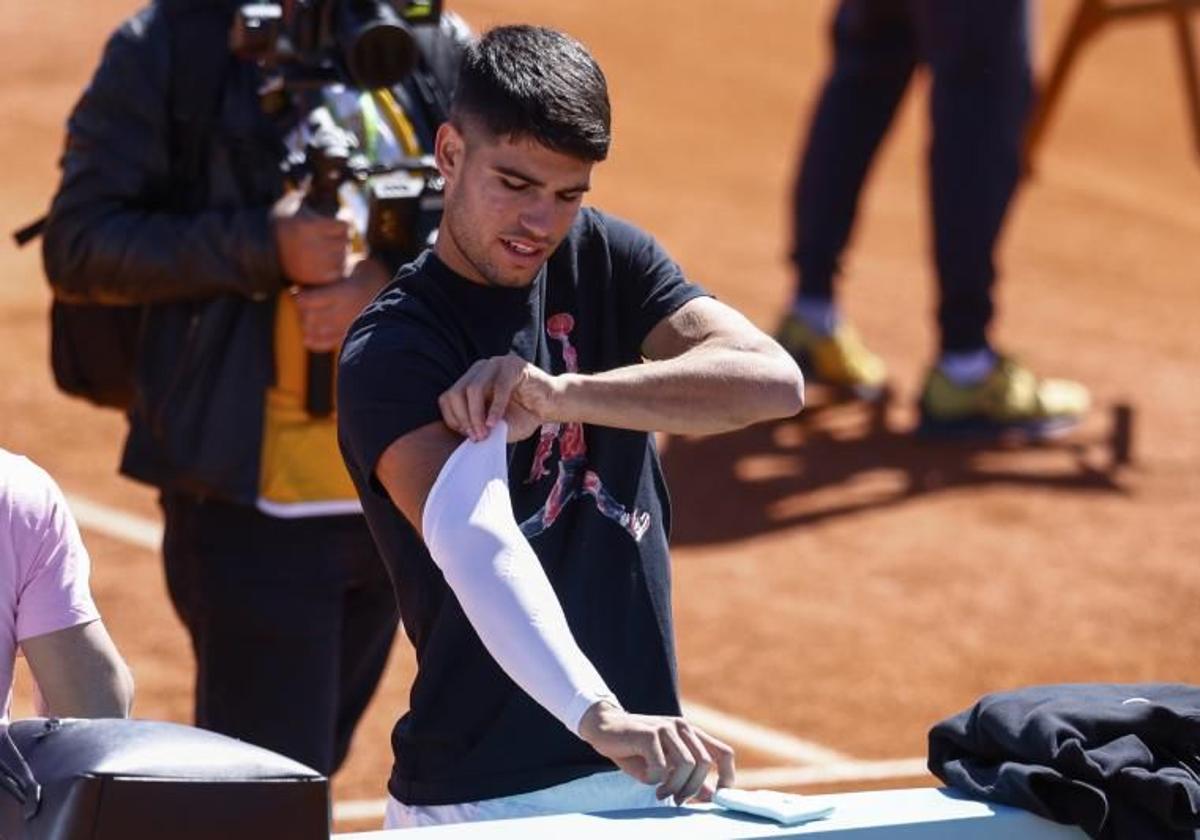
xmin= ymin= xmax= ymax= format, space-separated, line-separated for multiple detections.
xmin=0 ymin=450 xmax=132 ymax=720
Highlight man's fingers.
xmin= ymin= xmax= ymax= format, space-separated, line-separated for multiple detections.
xmin=463 ymin=378 xmax=490 ymax=441
xmin=303 ymin=215 xmax=352 ymax=239
xmin=439 ymin=357 xmax=542 ymax=441
xmin=437 ymin=390 xmax=470 ymax=438
xmin=440 ymin=361 xmax=490 ymax=440
xmin=638 ymin=727 xmax=669 ymax=787
xmin=654 ymin=726 xmax=694 ymax=802
xmin=487 ymin=369 xmax=520 ymax=429
xmin=675 ymin=723 xmax=714 ymax=803
xmin=293 ymin=288 xmax=337 ymax=313
xmin=298 ymin=319 xmax=338 ymax=351
xmin=697 ymin=730 xmax=737 ymax=790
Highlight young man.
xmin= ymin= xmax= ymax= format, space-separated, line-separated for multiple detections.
xmin=0 ymin=450 xmax=133 ymax=721
xmin=338 ymin=25 xmax=804 ymax=826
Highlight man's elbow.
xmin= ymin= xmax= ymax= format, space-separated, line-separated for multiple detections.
xmin=752 ymin=345 xmax=805 ymax=422
xmin=74 ymin=655 xmax=134 ymax=719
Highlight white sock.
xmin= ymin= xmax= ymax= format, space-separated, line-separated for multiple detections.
xmin=790 ymin=297 xmax=840 ymax=336
xmin=938 ymin=348 xmax=997 ymax=386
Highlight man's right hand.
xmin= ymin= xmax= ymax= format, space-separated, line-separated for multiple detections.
xmin=271 ymin=190 xmax=352 ymax=286
xmin=577 ymin=700 xmax=736 ymax=805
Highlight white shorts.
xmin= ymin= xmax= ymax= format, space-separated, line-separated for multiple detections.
xmin=383 ymin=770 xmax=669 ymax=828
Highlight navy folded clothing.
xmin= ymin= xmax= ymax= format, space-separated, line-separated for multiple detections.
xmin=928 ymin=683 xmax=1200 ymax=840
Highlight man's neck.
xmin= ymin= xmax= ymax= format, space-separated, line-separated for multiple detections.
xmin=434 ymin=225 xmax=490 ymax=286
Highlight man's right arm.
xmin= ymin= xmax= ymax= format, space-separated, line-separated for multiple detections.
xmin=41 ymin=8 xmax=286 ymax=306
xmin=22 ymin=620 xmax=133 ymax=719
xmin=375 ymin=422 xmax=734 ymax=803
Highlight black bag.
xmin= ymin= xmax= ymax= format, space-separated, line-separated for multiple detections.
xmin=36 ymin=0 xmax=234 ymax=411
xmin=47 ymin=302 xmax=144 ymax=410
xmin=0 ymin=718 xmax=327 ymax=840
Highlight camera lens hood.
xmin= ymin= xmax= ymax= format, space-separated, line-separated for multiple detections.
xmin=336 ymin=1 xmax=418 ymax=89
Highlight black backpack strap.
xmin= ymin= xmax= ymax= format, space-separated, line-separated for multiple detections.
xmin=11 ymin=216 xmax=46 ymax=248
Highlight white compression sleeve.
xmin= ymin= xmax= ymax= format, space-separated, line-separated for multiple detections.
xmin=421 ymin=421 xmax=618 ymax=735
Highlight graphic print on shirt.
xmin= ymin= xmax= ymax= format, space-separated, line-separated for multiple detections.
xmin=519 ymin=312 xmax=651 ymax=542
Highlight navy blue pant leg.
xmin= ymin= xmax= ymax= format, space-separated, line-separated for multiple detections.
xmin=792 ymin=0 xmax=1031 ymax=353
xmin=791 ymin=0 xmax=917 ymax=300
xmin=161 ymin=491 xmax=398 ymax=775
xmin=914 ymin=0 xmax=1033 ymax=352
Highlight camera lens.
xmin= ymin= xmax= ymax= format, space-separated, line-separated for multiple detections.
xmin=336 ymin=0 xmax=418 ymax=89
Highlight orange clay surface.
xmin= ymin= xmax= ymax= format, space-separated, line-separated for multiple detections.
xmin=2 ymin=1 xmax=1199 ymax=833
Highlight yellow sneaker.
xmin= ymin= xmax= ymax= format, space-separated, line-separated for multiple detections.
xmin=918 ymin=354 xmax=1090 ymax=438
xmin=775 ymin=313 xmax=887 ymax=401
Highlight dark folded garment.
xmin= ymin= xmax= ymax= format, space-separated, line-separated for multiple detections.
xmin=928 ymin=683 xmax=1200 ymax=840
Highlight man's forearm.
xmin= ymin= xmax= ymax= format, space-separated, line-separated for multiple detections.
xmin=547 ymin=340 xmax=804 ymax=435
xmin=24 ymin=621 xmax=134 ymax=719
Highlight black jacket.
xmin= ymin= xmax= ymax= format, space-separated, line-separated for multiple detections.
xmin=929 ymin=683 xmax=1200 ymax=840
xmin=42 ymin=0 xmax=464 ymax=502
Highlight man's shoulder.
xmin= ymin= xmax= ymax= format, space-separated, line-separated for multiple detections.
xmin=554 ymin=207 xmax=658 ymax=274
xmin=360 ymin=256 xmax=438 ymax=323
xmin=568 ymin=207 xmax=652 ymax=247
xmin=343 ymin=257 xmax=447 ymax=361
xmin=0 ymin=452 xmax=74 ymax=569
xmin=0 ymin=450 xmax=55 ymax=511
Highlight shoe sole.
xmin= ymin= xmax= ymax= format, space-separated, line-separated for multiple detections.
xmin=915 ymin=412 xmax=1083 ymax=442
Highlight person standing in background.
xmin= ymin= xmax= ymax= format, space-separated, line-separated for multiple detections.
xmin=776 ymin=0 xmax=1089 ymax=436
xmin=40 ymin=0 xmax=467 ymax=773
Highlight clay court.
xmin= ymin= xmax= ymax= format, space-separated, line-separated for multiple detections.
xmin=2 ymin=0 xmax=1199 ymax=832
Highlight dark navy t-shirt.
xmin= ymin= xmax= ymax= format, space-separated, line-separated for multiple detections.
xmin=337 ymin=207 xmax=707 ymax=806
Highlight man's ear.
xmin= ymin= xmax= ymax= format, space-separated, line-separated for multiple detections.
xmin=435 ymin=122 xmax=464 ymax=182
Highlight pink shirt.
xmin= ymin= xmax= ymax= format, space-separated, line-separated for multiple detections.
xmin=0 ymin=450 xmax=100 ymax=720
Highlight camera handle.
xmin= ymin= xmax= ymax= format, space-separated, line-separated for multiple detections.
xmin=299 ymin=119 xmax=352 ymax=419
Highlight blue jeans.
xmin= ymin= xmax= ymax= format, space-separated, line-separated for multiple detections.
xmin=791 ymin=0 xmax=1033 ymax=352
xmin=161 ymin=491 xmax=397 ymax=774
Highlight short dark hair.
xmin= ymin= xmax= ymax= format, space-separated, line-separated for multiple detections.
xmin=451 ymin=25 xmax=611 ymax=162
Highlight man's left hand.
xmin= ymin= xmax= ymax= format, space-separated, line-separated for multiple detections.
xmin=438 ymin=353 xmax=560 ymax=442
xmin=292 ymin=256 xmax=392 ymax=351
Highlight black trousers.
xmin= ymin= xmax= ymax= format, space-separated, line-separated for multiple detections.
xmin=161 ymin=491 xmax=398 ymax=775
xmin=791 ymin=0 xmax=1033 ymax=352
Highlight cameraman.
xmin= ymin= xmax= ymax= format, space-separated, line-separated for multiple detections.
xmin=41 ymin=0 xmax=468 ymax=774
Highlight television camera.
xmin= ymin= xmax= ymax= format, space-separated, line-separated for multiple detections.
xmin=283 ymin=107 xmax=443 ymax=417
xmin=231 ymin=0 xmax=442 ymax=89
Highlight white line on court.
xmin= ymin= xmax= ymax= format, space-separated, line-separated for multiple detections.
xmin=681 ymin=701 xmax=849 ymax=765
xmin=66 ymin=494 xmax=162 ymax=550
xmin=735 ymin=758 xmax=932 ymax=788
xmin=64 ymin=493 xmax=923 ymax=825
xmin=333 ymin=798 xmax=390 ymax=823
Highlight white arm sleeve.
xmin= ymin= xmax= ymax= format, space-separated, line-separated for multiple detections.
xmin=421 ymin=421 xmax=619 ymax=736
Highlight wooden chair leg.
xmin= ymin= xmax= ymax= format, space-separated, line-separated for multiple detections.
xmin=1024 ymin=0 xmax=1110 ymax=176
xmin=1169 ymin=2 xmax=1200 ymax=158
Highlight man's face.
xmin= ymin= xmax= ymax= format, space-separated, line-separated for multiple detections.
xmin=433 ymin=120 xmax=594 ymax=288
